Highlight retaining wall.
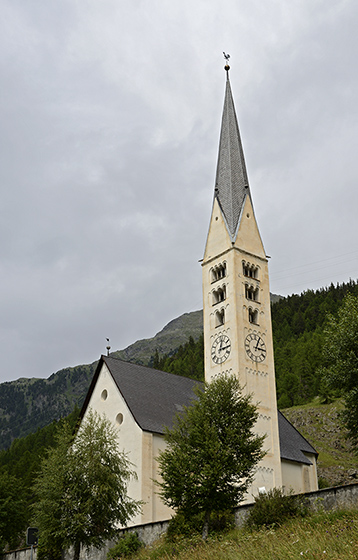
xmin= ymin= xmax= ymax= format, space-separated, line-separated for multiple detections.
xmin=5 ymin=482 xmax=358 ymax=560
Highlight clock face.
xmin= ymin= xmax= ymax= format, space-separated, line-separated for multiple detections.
xmin=211 ymin=334 xmax=231 ymax=364
xmin=245 ymin=333 xmax=266 ymax=362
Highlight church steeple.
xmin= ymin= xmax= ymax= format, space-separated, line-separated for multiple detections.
xmin=202 ymin=60 xmax=283 ymax=496
xmin=214 ymin=71 xmax=251 ymax=241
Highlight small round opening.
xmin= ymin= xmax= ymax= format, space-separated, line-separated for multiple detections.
xmin=246 ymin=213 xmax=250 ymax=218
xmin=116 ymin=413 xmax=124 ymax=425
xmin=101 ymin=389 xmax=108 ymax=401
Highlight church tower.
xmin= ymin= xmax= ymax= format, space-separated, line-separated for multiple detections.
xmin=202 ymin=62 xmax=282 ymax=494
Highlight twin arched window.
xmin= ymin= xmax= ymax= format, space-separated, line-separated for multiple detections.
xmin=245 ymin=284 xmax=259 ymax=302
xmin=211 ymin=263 xmax=226 ymax=283
xmin=243 ymin=261 xmax=259 ymax=279
xmin=212 ymin=285 xmax=226 ymax=305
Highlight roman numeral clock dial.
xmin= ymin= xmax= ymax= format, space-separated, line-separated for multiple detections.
xmin=245 ymin=333 xmax=266 ymax=363
xmin=211 ymin=334 xmax=231 ymax=364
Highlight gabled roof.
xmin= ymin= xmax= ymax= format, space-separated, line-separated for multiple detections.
xmin=214 ymin=77 xmax=252 ymax=241
xmin=81 ymin=355 xmax=317 ymax=465
xmin=81 ymin=355 xmax=200 ymax=435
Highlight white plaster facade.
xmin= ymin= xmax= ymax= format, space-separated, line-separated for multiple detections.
xmin=281 ymin=455 xmax=319 ymax=494
xmin=82 ymin=361 xmax=172 ymax=526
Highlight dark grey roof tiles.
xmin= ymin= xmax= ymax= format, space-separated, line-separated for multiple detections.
xmin=278 ymin=410 xmax=317 ymax=464
xmin=215 ymin=78 xmax=251 ymax=240
xmin=103 ymin=355 xmax=200 ymax=434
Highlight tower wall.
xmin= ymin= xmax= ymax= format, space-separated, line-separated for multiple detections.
xmin=202 ymin=80 xmax=283 ymax=496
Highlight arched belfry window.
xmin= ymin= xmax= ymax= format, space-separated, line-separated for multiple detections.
xmin=248 ymin=308 xmax=259 ymax=325
xmin=245 ymin=284 xmax=260 ymax=302
xmin=243 ymin=261 xmax=259 ymax=280
xmin=215 ymin=309 xmax=225 ymax=327
xmin=211 ymin=263 xmax=227 ymax=283
xmin=212 ymin=285 xmax=226 ymax=305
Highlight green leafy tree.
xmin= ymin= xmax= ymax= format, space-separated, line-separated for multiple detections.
xmin=319 ymin=293 xmax=358 ymax=450
xmin=157 ymin=374 xmax=265 ymax=539
xmin=0 ymin=472 xmax=27 ymax=550
xmin=33 ymin=410 xmax=141 ymax=560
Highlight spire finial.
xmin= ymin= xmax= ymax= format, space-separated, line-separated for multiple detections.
xmin=106 ymin=338 xmax=111 ymax=356
xmin=223 ymin=52 xmax=230 ymax=79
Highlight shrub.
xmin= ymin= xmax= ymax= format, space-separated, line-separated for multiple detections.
xmin=166 ymin=510 xmax=234 ymax=541
xmin=107 ymin=532 xmax=143 ymax=559
xmin=318 ymin=476 xmax=331 ymax=489
xmin=246 ymin=488 xmax=307 ymax=529
xmin=166 ymin=512 xmax=202 ymax=540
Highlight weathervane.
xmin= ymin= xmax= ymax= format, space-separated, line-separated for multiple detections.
xmin=223 ymin=52 xmax=230 ymax=79
xmin=106 ymin=338 xmax=111 ymax=356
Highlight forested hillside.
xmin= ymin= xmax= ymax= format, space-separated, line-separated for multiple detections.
xmin=272 ymin=280 xmax=358 ymax=408
xmin=0 ymin=364 xmax=95 ymax=450
xmin=0 ymin=408 xmax=80 ymax=549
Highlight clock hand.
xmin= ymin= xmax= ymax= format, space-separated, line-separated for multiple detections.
xmin=254 ymin=337 xmax=261 ymax=351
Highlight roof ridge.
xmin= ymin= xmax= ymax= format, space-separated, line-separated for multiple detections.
xmin=104 ymin=354 xmax=204 ymax=384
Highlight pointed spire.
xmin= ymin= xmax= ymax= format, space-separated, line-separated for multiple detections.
xmin=214 ymin=65 xmax=251 ymax=240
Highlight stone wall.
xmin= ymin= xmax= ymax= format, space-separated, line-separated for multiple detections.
xmin=5 ymin=483 xmax=358 ymax=560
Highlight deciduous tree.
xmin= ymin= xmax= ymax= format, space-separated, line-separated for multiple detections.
xmin=33 ymin=410 xmax=141 ymax=560
xmin=157 ymin=374 xmax=265 ymax=538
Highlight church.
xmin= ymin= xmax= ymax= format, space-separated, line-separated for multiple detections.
xmin=79 ymin=63 xmax=318 ymax=527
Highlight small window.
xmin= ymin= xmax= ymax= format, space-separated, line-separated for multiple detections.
xmin=101 ymin=389 xmax=108 ymax=401
xmin=215 ymin=309 xmax=225 ymax=327
xmin=116 ymin=413 xmax=123 ymax=425
xmin=248 ymin=308 xmax=259 ymax=324
xmin=243 ymin=261 xmax=258 ymax=279
xmin=211 ymin=263 xmax=227 ymax=283
xmin=212 ymin=285 xmax=226 ymax=305
xmin=245 ymin=284 xmax=259 ymax=302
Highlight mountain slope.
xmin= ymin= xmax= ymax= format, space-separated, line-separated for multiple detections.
xmin=113 ymin=310 xmax=203 ymax=364
xmin=282 ymin=399 xmax=358 ymax=487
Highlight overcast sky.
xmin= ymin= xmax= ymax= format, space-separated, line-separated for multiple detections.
xmin=0 ymin=0 xmax=357 ymax=383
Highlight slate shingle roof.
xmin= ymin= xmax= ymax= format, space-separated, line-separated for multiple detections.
xmin=278 ymin=410 xmax=317 ymax=465
xmin=214 ymin=78 xmax=252 ymax=241
xmin=104 ymin=356 xmax=200 ymax=434
xmin=82 ymin=356 xmax=317 ymax=465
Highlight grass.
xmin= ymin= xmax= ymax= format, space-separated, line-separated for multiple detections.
xmin=128 ymin=509 xmax=358 ymax=560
